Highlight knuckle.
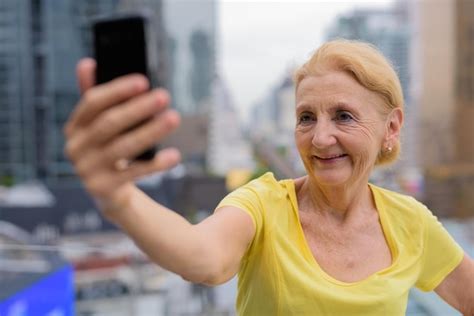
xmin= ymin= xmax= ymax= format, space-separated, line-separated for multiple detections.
xmin=108 ymin=138 xmax=129 ymax=160
xmin=120 ymin=136 xmax=138 ymax=157
xmin=82 ymin=89 xmax=98 ymax=109
xmin=100 ymin=111 xmax=122 ymax=132
xmin=138 ymin=125 xmax=159 ymax=147
xmin=124 ymin=93 xmax=156 ymax=121
xmin=137 ymin=93 xmax=157 ymax=114
xmin=64 ymin=140 xmax=78 ymax=160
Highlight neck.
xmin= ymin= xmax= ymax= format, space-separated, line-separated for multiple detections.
xmin=297 ymin=176 xmax=374 ymax=223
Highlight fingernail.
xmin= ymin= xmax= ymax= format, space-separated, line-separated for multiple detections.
xmin=155 ymin=90 xmax=169 ymax=106
xmin=134 ymin=75 xmax=149 ymax=90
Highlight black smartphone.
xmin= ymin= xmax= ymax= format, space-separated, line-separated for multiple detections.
xmin=93 ymin=13 xmax=159 ymax=161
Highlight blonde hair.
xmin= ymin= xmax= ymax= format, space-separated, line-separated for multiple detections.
xmin=293 ymin=39 xmax=404 ymax=166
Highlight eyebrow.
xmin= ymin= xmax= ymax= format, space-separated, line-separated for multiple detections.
xmin=333 ymin=101 xmax=358 ymax=112
xmin=296 ymin=101 xmax=358 ymax=113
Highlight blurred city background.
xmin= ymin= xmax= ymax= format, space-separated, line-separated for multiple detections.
xmin=0 ymin=0 xmax=473 ymax=315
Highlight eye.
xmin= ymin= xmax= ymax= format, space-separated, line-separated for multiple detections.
xmin=335 ymin=110 xmax=354 ymax=122
xmin=298 ymin=112 xmax=315 ymax=124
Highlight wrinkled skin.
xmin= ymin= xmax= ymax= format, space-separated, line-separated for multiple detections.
xmin=294 ymin=71 xmax=395 ymax=191
xmin=64 ymin=58 xmax=181 ymax=216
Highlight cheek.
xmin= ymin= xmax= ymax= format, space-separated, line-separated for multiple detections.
xmin=343 ymin=126 xmax=381 ymax=179
xmin=342 ymin=123 xmax=382 ymax=160
xmin=294 ymin=129 xmax=311 ymax=151
xmin=294 ymin=130 xmax=314 ymax=169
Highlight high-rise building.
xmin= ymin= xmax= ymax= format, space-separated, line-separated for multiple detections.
xmin=0 ymin=0 xmax=216 ymax=183
xmin=410 ymin=0 xmax=457 ymax=167
xmin=207 ymin=76 xmax=254 ymax=176
xmin=325 ymin=3 xmax=418 ymax=193
xmin=411 ymin=0 xmax=474 ymax=216
xmin=454 ymin=0 xmax=474 ymax=163
xmin=248 ymin=69 xmax=302 ymax=179
xmin=163 ymin=0 xmax=217 ymax=114
xmin=413 ymin=0 xmax=474 ymax=165
xmin=326 ymin=6 xmax=411 ymax=101
xmin=0 ymin=1 xmax=37 ymax=182
xmin=0 ymin=0 xmax=158 ymax=183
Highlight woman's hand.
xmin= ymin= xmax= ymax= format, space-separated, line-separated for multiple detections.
xmin=62 ymin=59 xmax=254 ymax=284
xmin=63 ymin=58 xmax=181 ymax=217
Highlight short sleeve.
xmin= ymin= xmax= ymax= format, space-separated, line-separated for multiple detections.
xmin=415 ymin=207 xmax=464 ymax=291
xmin=214 ymin=181 xmax=264 ymax=256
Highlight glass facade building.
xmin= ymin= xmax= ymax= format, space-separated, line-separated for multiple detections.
xmin=0 ymin=0 xmax=216 ymax=183
xmin=164 ymin=0 xmax=217 ymax=114
xmin=325 ymin=3 xmax=418 ymax=176
xmin=0 ymin=1 xmax=36 ymax=182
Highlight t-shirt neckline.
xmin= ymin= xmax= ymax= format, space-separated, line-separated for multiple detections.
xmin=282 ymin=178 xmax=400 ymax=287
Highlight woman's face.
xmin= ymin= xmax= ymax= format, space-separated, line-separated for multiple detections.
xmin=295 ymin=71 xmax=390 ymax=187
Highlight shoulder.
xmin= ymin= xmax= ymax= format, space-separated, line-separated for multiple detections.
xmin=217 ymin=172 xmax=291 ymax=212
xmin=369 ymin=183 xmax=433 ymax=237
xmin=370 ymin=183 xmax=428 ymax=216
xmin=237 ymin=172 xmax=291 ymax=199
xmin=370 ymin=184 xmax=438 ymax=259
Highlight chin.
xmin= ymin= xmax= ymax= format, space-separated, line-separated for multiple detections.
xmin=308 ymin=169 xmax=353 ymax=187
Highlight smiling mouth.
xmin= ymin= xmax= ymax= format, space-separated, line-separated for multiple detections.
xmin=314 ymin=154 xmax=348 ymax=160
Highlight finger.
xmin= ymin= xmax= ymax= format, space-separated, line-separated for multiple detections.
xmin=66 ymin=89 xmax=170 ymax=160
xmin=119 ymin=147 xmax=181 ymax=180
xmin=64 ymin=58 xmax=97 ymax=138
xmin=72 ymin=107 xmax=179 ymax=176
xmin=105 ymin=109 xmax=180 ymax=162
xmin=69 ymin=74 xmax=150 ymax=131
xmin=88 ymin=89 xmax=170 ymax=145
xmin=77 ymin=58 xmax=97 ymax=94
xmin=64 ymin=128 xmax=88 ymax=163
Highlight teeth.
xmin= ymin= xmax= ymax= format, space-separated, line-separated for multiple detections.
xmin=317 ymin=154 xmax=345 ymax=160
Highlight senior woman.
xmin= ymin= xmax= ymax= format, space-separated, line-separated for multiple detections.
xmin=64 ymin=40 xmax=474 ymax=315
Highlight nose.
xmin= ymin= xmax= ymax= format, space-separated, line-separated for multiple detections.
xmin=311 ymin=119 xmax=337 ymax=149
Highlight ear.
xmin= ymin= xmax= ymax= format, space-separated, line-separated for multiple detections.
xmin=384 ymin=108 xmax=403 ymax=147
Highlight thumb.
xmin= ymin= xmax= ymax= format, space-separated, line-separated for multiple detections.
xmin=76 ymin=58 xmax=96 ymax=94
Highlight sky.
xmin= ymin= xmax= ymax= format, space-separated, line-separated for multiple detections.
xmin=218 ymin=0 xmax=394 ymax=121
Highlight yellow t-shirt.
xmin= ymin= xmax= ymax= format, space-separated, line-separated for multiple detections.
xmin=216 ymin=172 xmax=464 ymax=316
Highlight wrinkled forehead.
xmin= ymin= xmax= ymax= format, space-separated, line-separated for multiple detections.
xmin=295 ymin=73 xmax=390 ymax=116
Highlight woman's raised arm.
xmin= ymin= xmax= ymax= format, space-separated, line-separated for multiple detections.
xmin=63 ymin=58 xmax=255 ymax=285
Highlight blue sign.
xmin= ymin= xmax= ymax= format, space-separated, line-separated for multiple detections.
xmin=0 ymin=265 xmax=74 ymax=316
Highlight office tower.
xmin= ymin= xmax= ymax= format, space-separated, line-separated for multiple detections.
xmin=325 ymin=2 xmax=416 ymax=175
xmin=411 ymin=0 xmax=474 ymax=216
xmin=410 ymin=0 xmax=457 ymax=167
xmin=455 ymin=0 xmax=474 ymax=163
xmin=207 ymin=77 xmax=254 ymax=176
xmin=0 ymin=0 xmax=176 ymax=183
xmin=413 ymin=0 xmax=474 ymax=166
xmin=0 ymin=1 xmax=36 ymax=182
xmin=163 ymin=0 xmax=217 ymax=114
